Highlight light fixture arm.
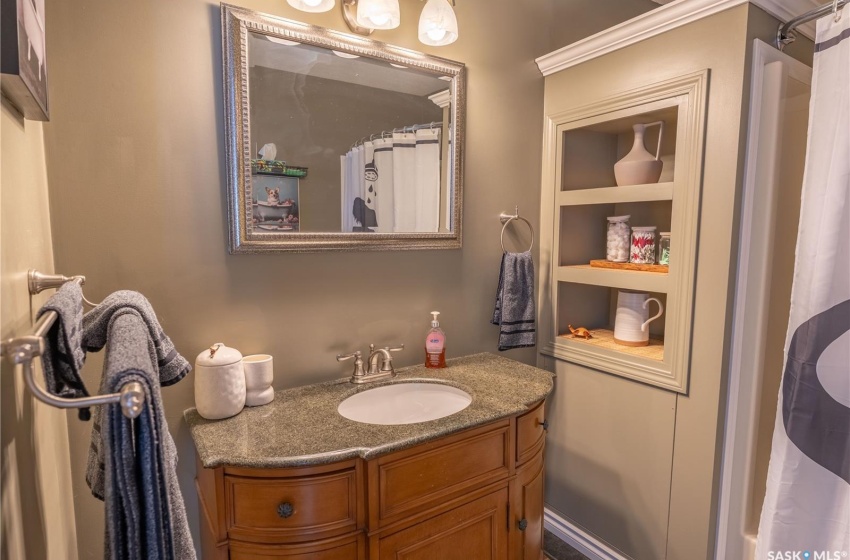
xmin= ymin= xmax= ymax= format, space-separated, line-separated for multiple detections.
xmin=342 ymin=0 xmax=374 ymax=35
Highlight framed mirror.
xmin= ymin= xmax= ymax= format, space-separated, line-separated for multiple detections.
xmin=221 ymin=4 xmax=466 ymax=253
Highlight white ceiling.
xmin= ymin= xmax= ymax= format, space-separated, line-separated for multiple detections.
xmin=247 ymin=33 xmax=451 ymax=98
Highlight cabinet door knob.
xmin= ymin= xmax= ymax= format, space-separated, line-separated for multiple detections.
xmin=518 ymin=518 xmax=528 ymax=531
xmin=539 ymin=419 xmax=549 ymax=431
xmin=277 ymin=502 xmax=294 ymax=518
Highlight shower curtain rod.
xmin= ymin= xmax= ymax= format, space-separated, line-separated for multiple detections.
xmin=777 ymin=0 xmax=847 ymax=49
xmin=350 ymin=121 xmax=443 ymax=150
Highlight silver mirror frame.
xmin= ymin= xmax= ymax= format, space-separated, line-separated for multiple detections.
xmin=221 ymin=3 xmax=466 ymax=253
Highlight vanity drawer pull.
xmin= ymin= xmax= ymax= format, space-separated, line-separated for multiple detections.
xmin=518 ymin=518 xmax=528 ymax=531
xmin=538 ymin=419 xmax=549 ymax=431
xmin=277 ymin=502 xmax=294 ymax=519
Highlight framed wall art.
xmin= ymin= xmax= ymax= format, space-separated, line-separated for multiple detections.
xmin=1 ymin=0 xmax=49 ymax=120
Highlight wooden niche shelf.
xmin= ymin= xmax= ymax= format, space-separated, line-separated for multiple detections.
xmin=588 ymin=259 xmax=669 ymax=273
xmin=558 ymin=328 xmax=664 ymax=361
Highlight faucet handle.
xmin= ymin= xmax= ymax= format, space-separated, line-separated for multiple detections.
xmin=387 ymin=344 xmax=405 ymax=353
xmin=336 ymin=350 xmax=362 ymax=362
xmin=337 ymin=350 xmax=366 ymax=380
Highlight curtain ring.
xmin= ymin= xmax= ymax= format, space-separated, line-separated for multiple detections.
xmin=833 ymin=0 xmax=843 ymax=21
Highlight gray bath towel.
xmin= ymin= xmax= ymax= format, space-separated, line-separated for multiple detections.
xmin=35 ymin=281 xmax=91 ymax=420
xmin=491 ymin=251 xmax=537 ymax=351
xmin=89 ymin=310 xmax=195 ymax=560
xmin=82 ymin=290 xmax=190 ymax=387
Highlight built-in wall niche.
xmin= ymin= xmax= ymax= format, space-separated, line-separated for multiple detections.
xmin=556 ymin=283 xmax=667 ymax=362
xmin=558 ymin=200 xmax=672 ymax=267
xmin=560 ymin=104 xmax=678 ymax=192
xmin=539 ymin=70 xmax=709 ymax=393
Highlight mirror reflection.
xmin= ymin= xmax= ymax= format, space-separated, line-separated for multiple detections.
xmin=247 ymin=33 xmax=454 ymax=234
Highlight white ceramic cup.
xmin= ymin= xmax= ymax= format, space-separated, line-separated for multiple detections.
xmin=242 ymin=354 xmax=275 ymax=407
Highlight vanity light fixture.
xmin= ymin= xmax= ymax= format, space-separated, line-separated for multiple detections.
xmin=418 ymin=0 xmax=458 ymax=46
xmin=355 ymin=0 xmax=401 ymax=29
xmin=286 ymin=0 xmax=459 ymax=45
xmin=286 ymin=0 xmax=335 ymax=13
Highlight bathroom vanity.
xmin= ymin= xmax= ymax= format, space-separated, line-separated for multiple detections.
xmin=185 ymin=353 xmax=553 ymax=560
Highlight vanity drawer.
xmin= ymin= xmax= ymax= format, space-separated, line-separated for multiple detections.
xmin=371 ymin=421 xmax=511 ymax=526
xmin=229 ymin=532 xmax=365 ymax=559
xmin=225 ymin=463 xmax=361 ymax=544
xmin=516 ymin=401 xmax=545 ymax=466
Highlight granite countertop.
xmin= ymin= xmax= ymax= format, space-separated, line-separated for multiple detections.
xmin=185 ymin=353 xmax=554 ymax=469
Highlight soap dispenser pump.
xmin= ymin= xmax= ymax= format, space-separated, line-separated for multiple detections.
xmin=425 ymin=311 xmax=446 ymax=368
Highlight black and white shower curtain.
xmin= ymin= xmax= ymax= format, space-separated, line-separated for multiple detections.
xmin=340 ymin=129 xmax=441 ymax=233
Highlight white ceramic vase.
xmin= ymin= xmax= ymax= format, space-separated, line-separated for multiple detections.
xmin=194 ymin=343 xmax=246 ymax=420
xmin=613 ymin=291 xmax=664 ymax=347
xmin=243 ymin=354 xmax=275 ymax=407
xmin=614 ymin=121 xmax=664 ymax=186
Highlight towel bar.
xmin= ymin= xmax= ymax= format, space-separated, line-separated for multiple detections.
xmin=499 ymin=206 xmax=534 ymax=253
xmin=0 ymin=270 xmax=145 ymax=419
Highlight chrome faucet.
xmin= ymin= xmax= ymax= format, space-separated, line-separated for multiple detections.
xmin=337 ymin=344 xmax=404 ymax=384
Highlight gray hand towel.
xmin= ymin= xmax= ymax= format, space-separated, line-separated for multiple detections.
xmin=82 ymin=290 xmax=190 ymax=387
xmin=91 ymin=310 xmax=195 ymax=560
xmin=491 ymin=251 xmax=537 ymax=351
xmin=35 ymin=281 xmax=91 ymax=420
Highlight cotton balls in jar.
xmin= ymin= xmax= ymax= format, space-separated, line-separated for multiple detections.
xmin=606 ymin=215 xmax=631 ymax=262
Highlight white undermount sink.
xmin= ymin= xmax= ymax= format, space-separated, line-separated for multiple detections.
xmin=337 ymin=382 xmax=472 ymax=425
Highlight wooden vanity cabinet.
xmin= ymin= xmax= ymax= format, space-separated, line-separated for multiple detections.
xmin=196 ymin=401 xmax=546 ymax=560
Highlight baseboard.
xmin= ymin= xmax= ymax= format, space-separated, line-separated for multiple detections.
xmin=544 ymin=508 xmax=631 ymax=560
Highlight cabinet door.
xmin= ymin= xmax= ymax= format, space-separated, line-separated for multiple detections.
xmin=377 ymin=489 xmax=509 ymax=560
xmin=512 ymin=452 xmax=545 ymax=560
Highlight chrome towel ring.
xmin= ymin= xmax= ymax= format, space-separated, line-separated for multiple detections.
xmin=499 ymin=206 xmax=534 ymax=253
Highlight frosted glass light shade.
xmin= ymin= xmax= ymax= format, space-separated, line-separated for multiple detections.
xmin=356 ymin=0 xmax=400 ymax=29
xmin=287 ymin=0 xmax=335 ymax=13
xmin=418 ymin=0 xmax=458 ymax=46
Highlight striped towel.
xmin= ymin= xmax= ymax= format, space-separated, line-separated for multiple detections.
xmin=491 ymin=251 xmax=537 ymax=351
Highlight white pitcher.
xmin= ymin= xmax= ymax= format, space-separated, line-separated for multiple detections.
xmin=613 ymin=291 xmax=664 ymax=347
xmin=613 ymin=121 xmax=664 ymax=186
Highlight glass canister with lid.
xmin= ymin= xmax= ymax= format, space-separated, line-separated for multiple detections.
xmin=659 ymin=232 xmax=671 ymax=265
xmin=630 ymin=226 xmax=657 ymax=264
xmin=606 ymin=215 xmax=630 ymax=262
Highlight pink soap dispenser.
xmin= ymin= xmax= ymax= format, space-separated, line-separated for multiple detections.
xmin=425 ymin=311 xmax=446 ymax=368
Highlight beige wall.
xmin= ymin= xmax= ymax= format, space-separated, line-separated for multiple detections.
xmin=546 ymin=0 xmax=659 ymax=52
xmin=1 ymin=100 xmax=78 ymax=560
xmin=538 ymin=5 xmax=815 ymax=559
xmin=40 ymin=0 xmax=561 ymax=556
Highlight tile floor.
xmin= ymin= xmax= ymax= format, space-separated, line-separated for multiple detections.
xmin=543 ymin=529 xmax=592 ymax=560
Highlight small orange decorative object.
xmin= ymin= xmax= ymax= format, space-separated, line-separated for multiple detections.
xmin=568 ymin=325 xmax=593 ymax=340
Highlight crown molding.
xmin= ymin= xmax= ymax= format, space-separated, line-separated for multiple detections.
xmin=536 ymin=0 xmax=818 ymax=76
xmin=428 ymin=89 xmax=451 ymax=108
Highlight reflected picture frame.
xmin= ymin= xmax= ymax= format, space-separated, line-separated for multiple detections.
xmin=221 ymin=3 xmax=466 ymax=253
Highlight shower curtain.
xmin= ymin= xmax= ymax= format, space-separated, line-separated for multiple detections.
xmin=756 ymin=12 xmax=850 ymax=558
xmin=340 ymin=129 xmax=441 ymax=232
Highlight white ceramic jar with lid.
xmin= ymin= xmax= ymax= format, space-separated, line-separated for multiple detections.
xmin=194 ymin=343 xmax=246 ymax=420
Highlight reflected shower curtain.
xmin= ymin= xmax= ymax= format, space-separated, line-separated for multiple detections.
xmin=414 ymin=128 xmax=440 ymax=232
xmin=340 ymin=129 xmax=441 ymax=232
xmin=393 ymin=132 xmax=417 ymax=232
xmin=373 ymin=137 xmax=395 ymax=233
xmin=756 ymin=12 xmax=850 ymax=558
